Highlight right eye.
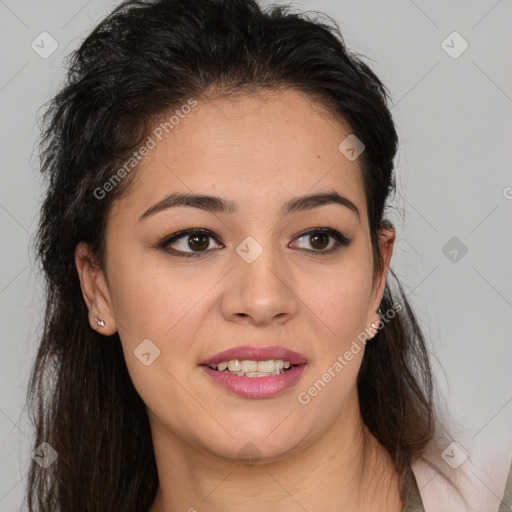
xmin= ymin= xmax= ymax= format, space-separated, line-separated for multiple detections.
xmin=159 ymin=228 xmax=224 ymax=257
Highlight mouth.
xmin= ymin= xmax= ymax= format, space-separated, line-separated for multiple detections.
xmin=199 ymin=345 xmax=308 ymax=399
xmin=205 ymin=358 xmax=298 ymax=377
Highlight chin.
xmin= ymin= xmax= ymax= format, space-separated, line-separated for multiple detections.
xmin=201 ymin=421 xmax=308 ymax=464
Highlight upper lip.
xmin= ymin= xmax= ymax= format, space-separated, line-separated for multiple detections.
xmin=199 ymin=345 xmax=307 ymax=366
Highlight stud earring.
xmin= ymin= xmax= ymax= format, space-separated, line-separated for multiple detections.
xmin=94 ymin=317 xmax=105 ymax=329
xmin=370 ymin=308 xmax=383 ymax=333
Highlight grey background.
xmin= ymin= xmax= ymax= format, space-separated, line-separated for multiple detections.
xmin=0 ymin=0 xmax=511 ymax=509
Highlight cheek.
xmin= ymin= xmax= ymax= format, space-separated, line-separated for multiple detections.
xmin=296 ymin=264 xmax=372 ymax=412
xmin=107 ymin=257 xmax=200 ymax=419
xmin=107 ymin=253 xmax=215 ymax=342
xmin=302 ymin=255 xmax=374 ymax=339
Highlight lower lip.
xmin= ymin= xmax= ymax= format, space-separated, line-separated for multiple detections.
xmin=200 ymin=364 xmax=307 ymax=399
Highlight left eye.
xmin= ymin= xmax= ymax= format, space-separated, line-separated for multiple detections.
xmin=159 ymin=227 xmax=351 ymax=257
xmin=289 ymin=228 xmax=351 ymax=254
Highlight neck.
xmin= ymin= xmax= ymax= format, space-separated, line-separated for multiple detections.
xmin=148 ymin=394 xmax=402 ymax=512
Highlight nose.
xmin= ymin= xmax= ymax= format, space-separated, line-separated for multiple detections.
xmin=220 ymin=242 xmax=299 ymax=327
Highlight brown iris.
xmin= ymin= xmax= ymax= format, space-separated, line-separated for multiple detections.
xmin=309 ymin=232 xmax=329 ymax=250
xmin=188 ymin=234 xmax=210 ymax=251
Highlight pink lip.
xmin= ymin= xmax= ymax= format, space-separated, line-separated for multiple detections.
xmin=199 ymin=345 xmax=307 ymax=366
xmin=200 ymin=364 xmax=307 ymax=399
xmin=199 ymin=345 xmax=308 ymax=399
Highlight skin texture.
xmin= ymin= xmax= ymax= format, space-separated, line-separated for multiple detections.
xmin=75 ymin=89 xmax=399 ymax=511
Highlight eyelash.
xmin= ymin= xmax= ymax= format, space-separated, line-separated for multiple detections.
xmin=157 ymin=227 xmax=352 ymax=258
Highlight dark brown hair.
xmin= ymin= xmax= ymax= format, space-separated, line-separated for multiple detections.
xmin=28 ymin=0 xmax=438 ymax=510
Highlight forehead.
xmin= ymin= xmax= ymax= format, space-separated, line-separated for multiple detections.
xmin=112 ymin=89 xmax=367 ymax=221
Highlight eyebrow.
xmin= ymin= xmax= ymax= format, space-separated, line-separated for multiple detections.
xmin=138 ymin=190 xmax=360 ymax=223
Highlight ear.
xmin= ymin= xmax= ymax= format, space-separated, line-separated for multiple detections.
xmin=75 ymin=242 xmax=117 ymax=335
xmin=367 ymin=223 xmax=395 ymax=331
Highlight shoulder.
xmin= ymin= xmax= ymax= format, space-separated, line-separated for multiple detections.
xmin=499 ymin=461 xmax=512 ymax=512
xmin=411 ymin=420 xmax=512 ymax=512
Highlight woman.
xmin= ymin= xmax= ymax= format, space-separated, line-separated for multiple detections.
xmin=26 ymin=0 xmax=508 ymax=510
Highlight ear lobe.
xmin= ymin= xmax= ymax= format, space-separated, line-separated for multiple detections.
xmin=74 ymin=242 xmax=117 ymax=335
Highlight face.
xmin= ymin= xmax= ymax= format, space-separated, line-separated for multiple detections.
xmin=76 ymin=89 xmax=394 ymax=463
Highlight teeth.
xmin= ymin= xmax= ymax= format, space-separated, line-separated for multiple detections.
xmin=257 ymin=360 xmax=278 ymax=372
xmin=227 ymin=360 xmax=241 ymax=372
xmin=208 ymin=359 xmax=295 ymax=376
xmin=217 ymin=361 xmax=229 ymax=371
xmin=241 ymin=360 xmax=258 ymax=372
